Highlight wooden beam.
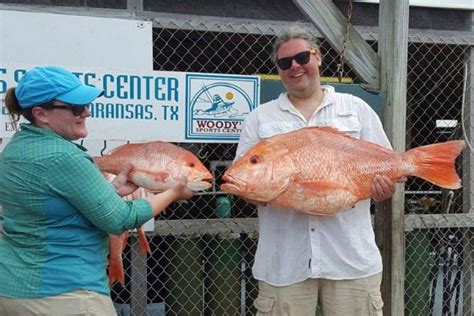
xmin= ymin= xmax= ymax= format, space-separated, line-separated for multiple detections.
xmin=293 ymin=0 xmax=380 ymax=89
xmin=151 ymin=213 xmax=474 ymax=236
xmin=462 ymin=45 xmax=474 ymax=316
xmin=405 ymin=213 xmax=474 ymax=230
xmin=154 ymin=218 xmax=258 ymax=236
xmin=378 ymin=0 xmax=409 ymax=315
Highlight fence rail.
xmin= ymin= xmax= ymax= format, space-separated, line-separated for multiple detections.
xmin=0 ymin=3 xmax=472 ymax=315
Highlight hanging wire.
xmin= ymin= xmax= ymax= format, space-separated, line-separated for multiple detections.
xmin=100 ymin=140 xmax=107 ymax=156
xmin=197 ymin=143 xmax=209 ymax=159
xmin=337 ymin=0 xmax=353 ymax=83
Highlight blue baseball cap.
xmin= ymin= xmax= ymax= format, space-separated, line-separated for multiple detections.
xmin=15 ymin=66 xmax=104 ymax=109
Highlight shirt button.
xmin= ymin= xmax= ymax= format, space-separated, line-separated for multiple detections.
xmin=311 ymin=228 xmax=315 ymax=232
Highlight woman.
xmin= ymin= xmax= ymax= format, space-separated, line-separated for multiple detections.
xmin=0 ymin=66 xmax=193 ymax=315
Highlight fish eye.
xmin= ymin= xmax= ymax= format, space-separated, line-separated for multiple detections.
xmin=188 ymin=162 xmax=195 ymax=168
xmin=249 ymin=155 xmax=259 ymax=164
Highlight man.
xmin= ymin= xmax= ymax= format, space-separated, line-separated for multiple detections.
xmin=236 ymin=26 xmax=396 ymax=315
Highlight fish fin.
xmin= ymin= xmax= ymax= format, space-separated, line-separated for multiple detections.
xmin=137 ymin=227 xmax=152 ymax=256
xmin=305 ymin=126 xmax=396 ymax=154
xmin=294 ymin=181 xmax=356 ymax=215
xmin=407 ymin=140 xmax=466 ymax=189
xmin=298 ymin=181 xmax=347 ymax=193
xmin=304 ymin=126 xmax=355 ymax=139
xmin=129 ymin=170 xmax=170 ymax=186
xmin=154 ymin=172 xmax=170 ymax=182
xmin=303 ymin=210 xmax=336 ymax=217
xmin=121 ymin=231 xmax=129 ymax=252
xmin=131 ymin=170 xmax=169 ymax=182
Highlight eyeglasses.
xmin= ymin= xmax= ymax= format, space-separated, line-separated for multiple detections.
xmin=43 ymin=103 xmax=90 ymax=116
xmin=276 ymin=48 xmax=318 ymax=70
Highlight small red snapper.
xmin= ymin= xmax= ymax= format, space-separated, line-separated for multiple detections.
xmin=94 ymin=141 xmax=213 ymax=192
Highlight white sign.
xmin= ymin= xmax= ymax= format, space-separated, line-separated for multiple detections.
xmin=1 ymin=11 xmax=260 ymax=143
xmin=0 ymin=10 xmax=152 ymax=69
xmin=0 ymin=64 xmax=260 ymax=143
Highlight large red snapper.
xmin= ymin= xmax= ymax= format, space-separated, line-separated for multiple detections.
xmin=221 ymin=126 xmax=465 ymax=215
xmin=94 ymin=141 xmax=213 ymax=192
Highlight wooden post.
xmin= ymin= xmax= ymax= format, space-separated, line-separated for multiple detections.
xmin=462 ymin=46 xmax=473 ymax=316
xmin=378 ymin=1 xmax=409 ymax=315
xmin=130 ymin=234 xmax=148 ymax=316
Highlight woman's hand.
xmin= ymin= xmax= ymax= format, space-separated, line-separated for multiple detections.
xmin=146 ymin=176 xmax=195 ymax=217
xmin=111 ymin=163 xmax=138 ymax=197
xmin=169 ymin=176 xmax=195 ymax=200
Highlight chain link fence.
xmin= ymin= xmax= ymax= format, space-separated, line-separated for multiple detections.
xmin=0 ymin=2 xmax=473 ymax=315
xmin=107 ymin=20 xmax=474 ymax=316
xmin=403 ymin=36 xmax=472 ymax=316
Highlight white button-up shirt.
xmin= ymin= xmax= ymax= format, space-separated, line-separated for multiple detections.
xmin=236 ymin=86 xmax=391 ymax=286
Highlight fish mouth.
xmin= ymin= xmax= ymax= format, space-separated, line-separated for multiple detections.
xmin=187 ymin=176 xmax=213 ymax=191
xmin=220 ymin=174 xmax=246 ymax=193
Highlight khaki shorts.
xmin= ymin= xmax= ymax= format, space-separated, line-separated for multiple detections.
xmin=0 ymin=290 xmax=117 ymax=316
xmin=254 ymin=273 xmax=383 ymax=316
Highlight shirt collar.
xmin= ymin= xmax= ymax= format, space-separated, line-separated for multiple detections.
xmin=19 ymin=123 xmax=87 ymax=152
xmin=278 ymin=85 xmax=336 ymax=113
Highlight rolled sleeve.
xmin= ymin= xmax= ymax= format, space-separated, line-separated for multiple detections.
xmin=45 ymin=152 xmax=152 ymax=235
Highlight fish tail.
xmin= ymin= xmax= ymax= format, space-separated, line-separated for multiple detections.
xmin=108 ymin=258 xmax=125 ymax=287
xmin=92 ymin=156 xmax=104 ymax=168
xmin=137 ymin=227 xmax=151 ymax=255
xmin=108 ymin=232 xmax=128 ymax=287
xmin=405 ymin=140 xmax=466 ymax=189
xmin=92 ymin=156 xmax=116 ymax=174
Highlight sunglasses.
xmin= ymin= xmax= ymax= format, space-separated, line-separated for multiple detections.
xmin=276 ymin=48 xmax=318 ymax=70
xmin=43 ymin=103 xmax=90 ymax=116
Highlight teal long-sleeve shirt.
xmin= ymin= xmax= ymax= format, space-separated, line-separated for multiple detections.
xmin=0 ymin=124 xmax=152 ymax=298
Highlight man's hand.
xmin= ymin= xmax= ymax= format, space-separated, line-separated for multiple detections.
xmin=112 ymin=163 xmax=138 ymax=197
xmin=370 ymin=175 xmax=407 ymax=202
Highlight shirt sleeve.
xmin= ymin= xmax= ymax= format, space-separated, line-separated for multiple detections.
xmin=235 ymin=110 xmax=261 ymax=160
xmin=45 ymin=152 xmax=152 ymax=235
xmin=356 ymin=97 xmax=392 ymax=150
